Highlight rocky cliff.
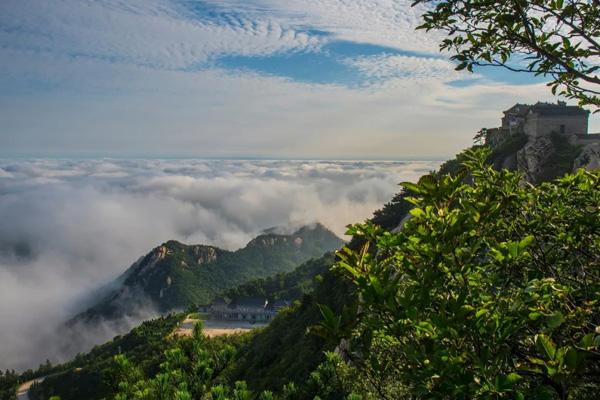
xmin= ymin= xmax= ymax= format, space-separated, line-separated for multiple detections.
xmin=490 ymin=131 xmax=600 ymax=183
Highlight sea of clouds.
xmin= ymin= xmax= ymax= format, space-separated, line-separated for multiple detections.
xmin=0 ymin=158 xmax=440 ymax=371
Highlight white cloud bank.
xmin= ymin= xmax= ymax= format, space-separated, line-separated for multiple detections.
xmin=0 ymin=158 xmax=439 ymax=370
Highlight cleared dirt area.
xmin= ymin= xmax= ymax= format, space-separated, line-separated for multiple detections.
xmin=171 ymin=316 xmax=201 ymax=338
xmin=171 ymin=315 xmax=266 ymax=338
xmin=203 ymin=320 xmax=266 ymax=337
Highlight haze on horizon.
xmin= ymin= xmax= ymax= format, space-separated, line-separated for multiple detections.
xmin=2 ymin=0 xmax=598 ymax=160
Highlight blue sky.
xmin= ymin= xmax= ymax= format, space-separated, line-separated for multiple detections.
xmin=1 ymin=0 xmax=596 ymax=159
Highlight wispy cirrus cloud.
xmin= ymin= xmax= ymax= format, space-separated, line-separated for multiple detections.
xmin=343 ymin=53 xmax=473 ymax=84
xmin=0 ymin=0 xmax=322 ymax=70
xmin=0 ymin=0 xmax=497 ymax=87
xmin=1 ymin=0 xmax=595 ymax=159
xmin=197 ymin=0 xmax=441 ymax=54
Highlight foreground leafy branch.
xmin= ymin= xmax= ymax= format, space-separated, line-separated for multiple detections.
xmin=337 ymin=148 xmax=600 ymax=399
xmin=412 ymin=0 xmax=600 ymax=108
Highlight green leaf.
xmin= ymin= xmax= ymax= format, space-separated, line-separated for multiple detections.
xmin=546 ymin=365 xmax=558 ymax=377
xmin=456 ymin=62 xmax=468 ymax=71
xmin=564 ymin=347 xmax=581 ymax=370
xmin=400 ymin=181 xmax=422 ymax=194
xmin=545 ymin=312 xmax=565 ymax=330
xmin=337 ymin=261 xmax=360 ymax=280
xmin=317 ymin=304 xmax=341 ymax=335
xmin=409 ymin=208 xmax=424 ymax=218
xmin=528 ymin=312 xmax=543 ymax=321
xmin=519 ymin=235 xmax=535 ymax=248
xmin=515 ymin=391 xmax=525 ymax=400
xmin=536 ymin=334 xmax=556 ymax=360
xmin=496 ymin=372 xmax=522 ymax=391
xmin=505 ymin=372 xmax=522 ymax=384
xmin=580 ymin=333 xmax=595 ymax=348
xmin=506 ymin=241 xmax=520 ymax=258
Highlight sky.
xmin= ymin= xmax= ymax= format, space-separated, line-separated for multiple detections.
xmin=0 ymin=158 xmax=439 ymax=370
xmin=1 ymin=0 xmax=597 ymax=159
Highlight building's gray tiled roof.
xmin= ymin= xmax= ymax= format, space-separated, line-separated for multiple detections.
xmin=530 ymin=102 xmax=589 ymax=116
xmin=230 ymin=297 xmax=267 ymax=309
xmin=503 ymin=103 xmax=531 ymax=116
xmin=504 ymin=102 xmax=589 ymax=117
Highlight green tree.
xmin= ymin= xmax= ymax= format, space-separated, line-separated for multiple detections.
xmin=413 ymin=0 xmax=600 ymax=108
xmin=113 ymin=321 xmax=243 ymax=400
xmin=337 ymin=149 xmax=600 ymax=399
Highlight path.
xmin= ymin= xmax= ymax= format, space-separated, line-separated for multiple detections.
xmin=16 ymin=377 xmax=44 ymax=400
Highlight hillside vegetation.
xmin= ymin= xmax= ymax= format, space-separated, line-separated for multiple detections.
xmin=335 ymin=149 xmax=600 ymax=399
xmin=224 ymin=253 xmax=336 ymax=302
xmin=0 ymin=315 xmax=182 ymax=400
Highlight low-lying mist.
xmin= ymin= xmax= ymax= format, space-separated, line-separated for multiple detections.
xmin=0 ymin=158 xmax=439 ymax=371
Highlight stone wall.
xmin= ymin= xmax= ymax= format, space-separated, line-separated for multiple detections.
xmin=524 ymin=114 xmax=588 ymax=138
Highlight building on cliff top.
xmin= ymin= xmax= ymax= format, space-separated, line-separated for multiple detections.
xmin=486 ymin=101 xmax=594 ymax=147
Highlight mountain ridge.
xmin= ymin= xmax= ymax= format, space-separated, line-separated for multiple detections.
xmin=71 ymin=223 xmax=344 ymax=325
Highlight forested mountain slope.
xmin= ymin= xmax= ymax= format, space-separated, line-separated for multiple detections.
xmin=224 ymin=253 xmax=336 ymax=302
xmin=72 ymin=224 xmax=343 ymax=324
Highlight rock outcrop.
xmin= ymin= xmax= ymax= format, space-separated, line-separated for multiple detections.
xmin=516 ymin=135 xmax=556 ymax=183
xmin=491 ymin=132 xmax=599 ymax=183
xmin=573 ymin=141 xmax=600 ymax=170
xmin=191 ymin=245 xmax=218 ymax=265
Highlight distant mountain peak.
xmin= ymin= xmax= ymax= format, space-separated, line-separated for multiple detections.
xmin=293 ymin=222 xmax=333 ymax=235
xmin=247 ymin=223 xmax=340 ymax=249
xmin=70 ymin=223 xmax=344 ymax=324
xmin=261 ymin=222 xmax=332 ymax=235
